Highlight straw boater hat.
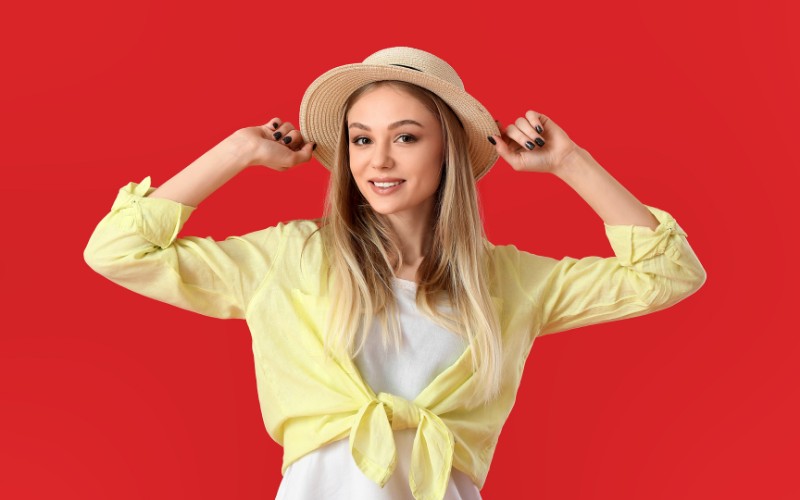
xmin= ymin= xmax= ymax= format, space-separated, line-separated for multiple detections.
xmin=299 ymin=46 xmax=500 ymax=181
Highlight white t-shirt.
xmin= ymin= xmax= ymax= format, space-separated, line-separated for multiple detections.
xmin=275 ymin=277 xmax=482 ymax=499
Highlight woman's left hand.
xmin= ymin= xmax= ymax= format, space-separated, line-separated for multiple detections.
xmin=489 ymin=110 xmax=581 ymax=174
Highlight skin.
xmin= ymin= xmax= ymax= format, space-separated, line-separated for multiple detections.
xmin=491 ymin=111 xmax=660 ymax=230
xmin=148 ymin=89 xmax=660 ymax=270
xmin=345 ymin=85 xmax=446 ymax=279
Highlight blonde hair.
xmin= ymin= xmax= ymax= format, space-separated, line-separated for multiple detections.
xmin=308 ymin=80 xmax=502 ymax=407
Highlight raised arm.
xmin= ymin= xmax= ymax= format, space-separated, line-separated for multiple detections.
xmin=490 ymin=110 xmax=661 ymax=228
xmin=489 ymin=110 xmax=706 ymax=337
xmin=83 ymin=118 xmax=316 ymax=319
xmin=149 ymin=118 xmax=316 ymax=206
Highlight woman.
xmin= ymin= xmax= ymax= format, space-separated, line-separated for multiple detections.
xmin=84 ymin=47 xmax=707 ymax=500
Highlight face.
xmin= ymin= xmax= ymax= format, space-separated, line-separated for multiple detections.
xmin=346 ymin=84 xmax=444 ymax=224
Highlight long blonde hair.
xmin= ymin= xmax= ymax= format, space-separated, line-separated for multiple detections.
xmin=308 ymin=80 xmax=502 ymax=407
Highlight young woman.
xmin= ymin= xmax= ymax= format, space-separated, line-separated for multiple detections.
xmin=84 ymin=47 xmax=707 ymax=500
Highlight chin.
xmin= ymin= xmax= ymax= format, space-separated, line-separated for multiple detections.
xmin=366 ymin=203 xmax=402 ymax=216
xmin=358 ymin=194 xmax=396 ymax=214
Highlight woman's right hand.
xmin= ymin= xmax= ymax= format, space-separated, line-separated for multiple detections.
xmin=233 ymin=117 xmax=316 ymax=172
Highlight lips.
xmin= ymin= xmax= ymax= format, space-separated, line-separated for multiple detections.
xmin=370 ymin=180 xmax=404 ymax=188
xmin=369 ymin=178 xmax=405 ymax=184
xmin=368 ymin=179 xmax=405 ymax=195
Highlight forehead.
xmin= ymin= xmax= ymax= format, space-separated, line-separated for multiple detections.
xmin=346 ymin=85 xmax=435 ymax=122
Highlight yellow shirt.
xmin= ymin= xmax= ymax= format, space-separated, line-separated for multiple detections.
xmin=84 ymin=177 xmax=707 ymax=500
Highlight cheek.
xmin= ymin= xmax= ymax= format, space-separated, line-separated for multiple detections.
xmin=424 ymin=148 xmax=444 ymax=187
xmin=347 ymin=153 xmax=363 ymax=173
xmin=348 ymin=150 xmax=370 ymax=173
xmin=420 ymin=168 xmax=443 ymax=194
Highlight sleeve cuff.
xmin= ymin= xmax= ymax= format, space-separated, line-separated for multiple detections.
xmin=109 ymin=176 xmax=197 ymax=249
xmin=604 ymin=205 xmax=688 ymax=267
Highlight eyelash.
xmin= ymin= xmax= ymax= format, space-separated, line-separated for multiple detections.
xmin=351 ymin=134 xmax=417 ymax=146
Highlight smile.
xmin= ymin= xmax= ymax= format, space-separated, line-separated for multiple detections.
xmin=369 ymin=180 xmax=405 ymax=194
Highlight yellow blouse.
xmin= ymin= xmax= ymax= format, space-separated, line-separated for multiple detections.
xmin=84 ymin=176 xmax=707 ymax=500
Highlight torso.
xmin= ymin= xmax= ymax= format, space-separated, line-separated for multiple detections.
xmin=274 ymin=277 xmax=479 ymax=499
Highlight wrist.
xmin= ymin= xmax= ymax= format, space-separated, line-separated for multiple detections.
xmin=223 ymin=131 xmax=258 ymax=171
xmin=551 ymin=146 xmax=594 ymax=182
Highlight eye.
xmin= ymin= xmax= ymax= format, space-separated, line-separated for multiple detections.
xmin=397 ymin=134 xmax=417 ymax=143
xmin=352 ymin=136 xmax=371 ymax=146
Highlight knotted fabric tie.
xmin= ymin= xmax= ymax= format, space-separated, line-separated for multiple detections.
xmin=349 ymin=392 xmax=455 ymax=500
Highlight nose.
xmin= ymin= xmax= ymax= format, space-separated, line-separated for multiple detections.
xmin=369 ymin=141 xmax=394 ymax=170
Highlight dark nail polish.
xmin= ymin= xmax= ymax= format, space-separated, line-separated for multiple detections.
xmin=487 ymin=136 xmax=496 ymax=145
xmin=283 ymin=135 xmax=292 ymax=144
xmin=272 ymin=122 xmax=279 ymax=128
xmin=525 ymin=141 xmax=535 ymax=150
xmin=273 ymin=131 xmax=282 ymax=140
xmin=312 ymin=143 xmax=317 ymax=151
xmin=534 ymin=137 xmax=545 ymax=147
xmin=535 ymin=125 xmax=543 ymax=134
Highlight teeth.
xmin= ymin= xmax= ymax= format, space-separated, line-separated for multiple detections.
xmin=373 ymin=181 xmax=401 ymax=188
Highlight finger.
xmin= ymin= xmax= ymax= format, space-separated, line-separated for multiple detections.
xmin=271 ymin=121 xmax=297 ymax=141
xmin=514 ymin=116 xmax=539 ymax=143
xmin=495 ymin=120 xmax=520 ymax=149
xmin=524 ymin=110 xmax=546 ymax=146
xmin=280 ymin=129 xmax=305 ymax=150
xmin=488 ymin=133 xmax=523 ymax=168
xmin=505 ymin=124 xmax=538 ymax=152
xmin=290 ymin=141 xmax=316 ymax=165
xmin=262 ymin=117 xmax=282 ymax=132
xmin=489 ymin=120 xmax=512 ymax=147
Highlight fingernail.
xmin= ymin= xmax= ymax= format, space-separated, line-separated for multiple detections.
xmin=525 ymin=141 xmax=535 ymax=150
xmin=487 ymin=136 xmax=496 ymax=145
xmin=535 ymin=125 xmax=543 ymax=134
xmin=283 ymin=135 xmax=292 ymax=144
xmin=272 ymin=122 xmax=279 ymax=128
xmin=534 ymin=138 xmax=545 ymax=147
xmin=273 ymin=131 xmax=282 ymax=140
xmin=312 ymin=143 xmax=317 ymax=151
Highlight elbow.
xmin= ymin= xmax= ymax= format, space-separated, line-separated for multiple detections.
xmin=691 ymin=264 xmax=708 ymax=295
xmin=668 ymin=264 xmax=707 ymax=303
xmin=680 ymin=244 xmax=708 ymax=298
xmin=661 ymin=247 xmax=708 ymax=303
xmin=83 ymin=229 xmax=119 ymax=277
xmin=681 ymin=253 xmax=708 ymax=298
xmin=638 ymin=262 xmax=707 ymax=311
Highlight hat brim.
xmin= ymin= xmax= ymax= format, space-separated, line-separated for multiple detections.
xmin=299 ymin=63 xmax=499 ymax=181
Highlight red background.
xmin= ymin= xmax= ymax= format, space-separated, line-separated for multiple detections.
xmin=2 ymin=0 xmax=798 ymax=498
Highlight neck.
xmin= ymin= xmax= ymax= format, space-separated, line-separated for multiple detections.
xmin=384 ymin=202 xmax=435 ymax=267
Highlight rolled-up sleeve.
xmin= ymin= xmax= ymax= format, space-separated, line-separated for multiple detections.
xmin=83 ymin=176 xmax=287 ymax=320
xmin=524 ymin=205 xmax=707 ymax=337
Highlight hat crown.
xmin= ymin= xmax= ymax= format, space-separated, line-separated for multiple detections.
xmin=362 ymin=47 xmax=465 ymax=91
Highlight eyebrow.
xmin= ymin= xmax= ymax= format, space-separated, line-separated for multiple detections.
xmin=348 ymin=119 xmax=424 ymax=131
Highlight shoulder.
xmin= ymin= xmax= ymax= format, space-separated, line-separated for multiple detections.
xmin=273 ymin=218 xmax=327 ymax=278
xmin=259 ymin=219 xmax=321 ymax=259
xmin=271 ymin=218 xmax=324 ymax=237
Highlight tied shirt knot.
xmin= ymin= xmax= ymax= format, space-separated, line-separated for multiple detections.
xmin=349 ymin=392 xmax=455 ymax=500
